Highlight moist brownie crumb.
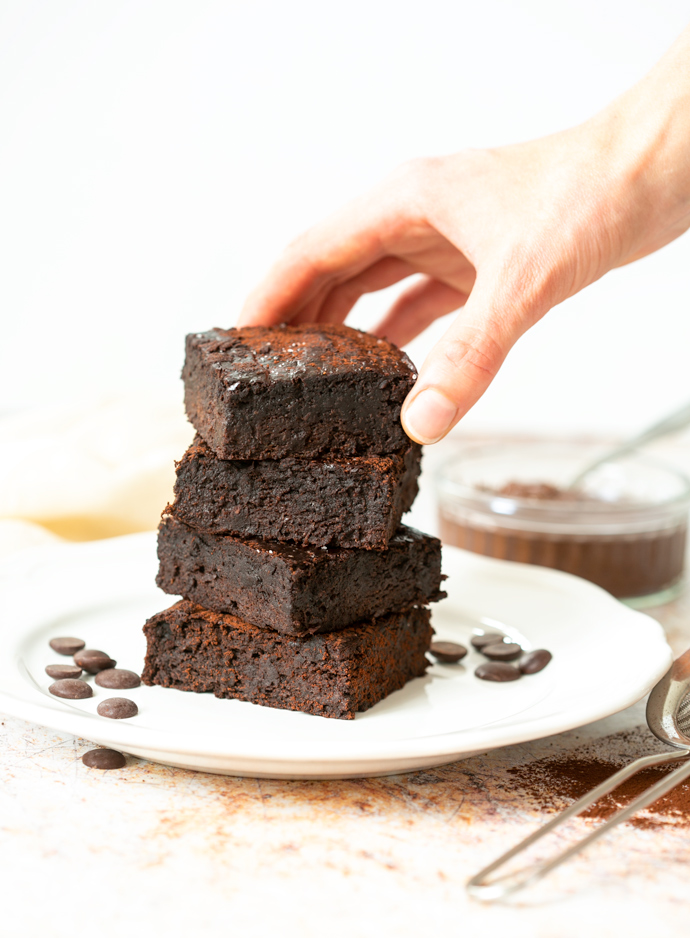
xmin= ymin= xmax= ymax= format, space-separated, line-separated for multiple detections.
xmin=156 ymin=516 xmax=446 ymax=634
xmin=166 ymin=433 xmax=421 ymax=549
xmin=182 ymin=323 xmax=417 ymax=459
xmin=141 ymin=600 xmax=433 ymax=719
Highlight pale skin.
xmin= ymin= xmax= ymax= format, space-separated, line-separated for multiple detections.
xmin=239 ymin=26 xmax=690 ymax=445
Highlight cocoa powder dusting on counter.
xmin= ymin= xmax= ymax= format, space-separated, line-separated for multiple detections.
xmin=508 ymin=746 xmax=690 ymax=830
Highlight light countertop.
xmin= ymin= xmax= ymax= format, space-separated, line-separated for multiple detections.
xmin=3 ymin=436 xmax=690 ymax=937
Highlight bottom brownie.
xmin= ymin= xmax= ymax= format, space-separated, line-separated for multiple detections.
xmin=141 ymin=600 xmax=433 ymax=719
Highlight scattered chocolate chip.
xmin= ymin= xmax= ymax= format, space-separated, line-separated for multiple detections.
xmin=49 ymin=637 xmax=85 ymax=656
xmin=482 ymin=641 xmax=522 ymax=662
xmin=97 ymin=698 xmax=138 ymax=720
xmin=49 ymin=679 xmax=93 ymax=699
xmin=470 ymin=632 xmax=504 ymax=650
xmin=429 ymin=641 xmax=468 ymax=663
xmin=475 ymin=662 xmax=522 ymax=682
xmin=95 ymin=668 xmax=141 ymax=689
xmin=82 ymin=748 xmax=126 ymax=769
xmin=73 ymin=649 xmax=116 ymax=673
xmin=520 ymin=649 xmax=553 ymax=674
xmin=45 ymin=664 xmax=83 ymax=680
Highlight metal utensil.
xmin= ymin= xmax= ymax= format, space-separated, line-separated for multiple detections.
xmin=466 ymin=647 xmax=690 ymax=901
xmin=568 ymin=400 xmax=690 ymax=489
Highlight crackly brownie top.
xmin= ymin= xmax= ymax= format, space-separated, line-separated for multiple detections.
xmin=186 ymin=323 xmax=417 ymax=386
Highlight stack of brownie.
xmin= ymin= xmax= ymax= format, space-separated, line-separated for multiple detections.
xmin=141 ymin=323 xmax=445 ymax=719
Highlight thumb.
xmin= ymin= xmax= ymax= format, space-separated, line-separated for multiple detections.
xmin=401 ymin=285 xmax=535 ymax=444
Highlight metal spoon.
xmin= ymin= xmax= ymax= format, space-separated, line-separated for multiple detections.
xmin=466 ymin=647 xmax=690 ymax=901
xmin=568 ymin=399 xmax=690 ymax=489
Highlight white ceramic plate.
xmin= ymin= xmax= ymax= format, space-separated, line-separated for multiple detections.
xmin=0 ymin=532 xmax=672 ymax=779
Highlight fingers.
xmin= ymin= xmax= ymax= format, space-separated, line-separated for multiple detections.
xmin=315 ymin=257 xmax=416 ymax=324
xmin=401 ymin=279 xmax=540 ymax=444
xmin=372 ymin=276 xmax=469 ymax=347
xmin=285 ymin=257 xmax=416 ymax=326
xmin=238 ymin=183 xmax=420 ymax=327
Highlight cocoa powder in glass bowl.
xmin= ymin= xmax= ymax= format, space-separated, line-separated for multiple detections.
xmin=436 ymin=442 xmax=690 ymax=604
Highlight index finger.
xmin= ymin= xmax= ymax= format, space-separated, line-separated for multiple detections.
xmin=238 ymin=181 xmax=421 ymax=327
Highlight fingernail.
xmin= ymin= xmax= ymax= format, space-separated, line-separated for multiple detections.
xmin=402 ymin=388 xmax=458 ymax=444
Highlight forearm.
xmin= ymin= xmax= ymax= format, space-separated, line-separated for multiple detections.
xmin=590 ymin=24 xmax=690 ymax=264
xmin=240 ymin=23 xmax=690 ymax=445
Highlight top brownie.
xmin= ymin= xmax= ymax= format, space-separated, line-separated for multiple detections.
xmin=182 ymin=323 xmax=417 ymax=459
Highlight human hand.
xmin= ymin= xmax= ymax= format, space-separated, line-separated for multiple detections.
xmin=239 ymin=28 xmax=690 ymax=444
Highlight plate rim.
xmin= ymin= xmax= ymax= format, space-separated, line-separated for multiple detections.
xmin=0 ymin=532 xmax=673 ymax=774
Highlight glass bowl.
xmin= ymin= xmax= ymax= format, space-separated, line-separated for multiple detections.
xmin=435 ymin=441 xmax=690 ymax=605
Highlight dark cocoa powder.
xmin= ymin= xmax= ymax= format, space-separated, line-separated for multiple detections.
xmin=508 ymin=749 xmax=690 ymax=830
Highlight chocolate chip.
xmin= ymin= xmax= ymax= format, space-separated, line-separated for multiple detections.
xmin=97 ymin=698 xmax=138 ymax=720
xmin=95 ymin=668 xmax=141 ymax=689
xmin=470 ymin=632 xmax=504 ymax=650
xmin=49 ymin=679 xmax=93 ymax=699
xmin=82 ymin=748 xmax=126 ymax=769
xmin=429 ymin=641 xmax=468 ymax=663
xmin=73 ymin=649 xmax=116 ymax=673
xmin=482 ymin=642 xmax=522 ymax=662
xmin=475 ymin=662 xmax=522 ymax=682
xmin=520 ymin=649 xmax=553 ymax=674
xmin=45 ymin=664 xmax=83 ymax=680
xmin=49 ymin=637 xmax=85 ymax=656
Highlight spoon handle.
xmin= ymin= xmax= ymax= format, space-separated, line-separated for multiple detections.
xmin=569 ymin=399 xmax=690 ymax=488
xmin=466 ymin=749 xmax=690 ymax=901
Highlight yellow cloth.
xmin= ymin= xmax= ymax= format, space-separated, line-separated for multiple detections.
xmin=0 ymin=394 xmax=193 ymax=543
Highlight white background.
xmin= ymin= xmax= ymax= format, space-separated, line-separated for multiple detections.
xmin=1 ymin=0 xmax=689 ymax=436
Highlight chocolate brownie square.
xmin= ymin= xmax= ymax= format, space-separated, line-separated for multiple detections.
xmin=165 ymin=434 xmax=421 ymax=549
xmin=141 ymin=600 xmax=433 ymax=719
xmin=156 ymin=515 xmax=446 ymax=635
xmin=182 ymin=323 xmax=417 ymax=459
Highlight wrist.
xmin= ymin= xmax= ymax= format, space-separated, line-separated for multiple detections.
xmin=588 ymin=29 xmax=690 ymax=254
